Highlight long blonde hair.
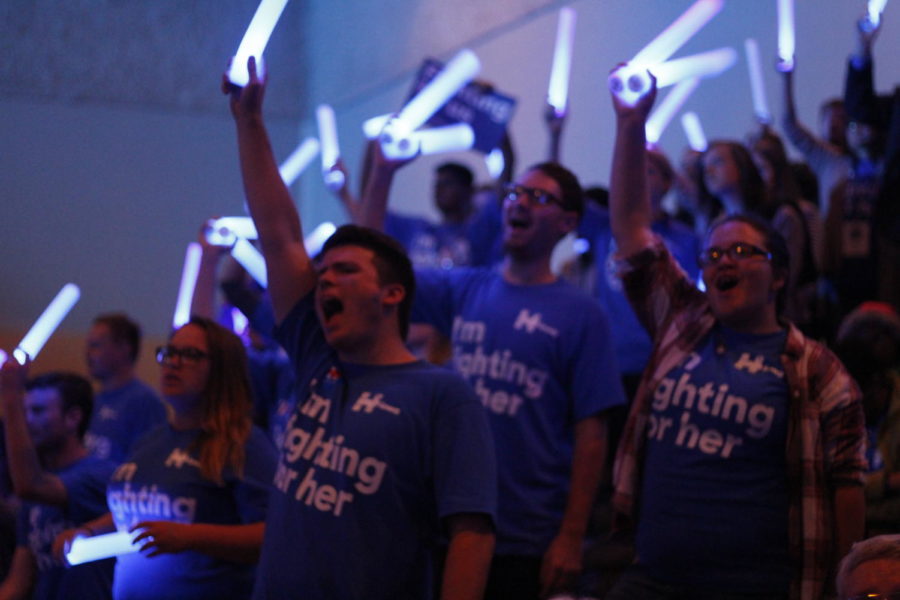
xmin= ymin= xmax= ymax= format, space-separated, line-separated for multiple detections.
xmin=182 ymin=316 xmax=254 ymax=484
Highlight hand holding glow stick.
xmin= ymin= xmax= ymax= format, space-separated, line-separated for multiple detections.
xmin=205 ymin=217 xmax=259 ymax=246
xmin=316 ymin=104 xmax=345 ymax=191
xmin=744 ymin=39 xmax=771 ymax=122
xmin=66 ymin=531 xmax=139 ymax=566
xmin=609 ymin=0 xmax=724 ymax=105
xmin=681 ymin=111 xmax=708 ymax=151
xmin=227 ymin=0 xmax=291 ymax=86
xmin=547 ymin=7 xmax=577 ymax=116
xmin=231 ymin=239 xmax=268 ymax=288
xmin=13 ymin=284 xmax=81 ymax=365
xmin=173 ymin=243 xmax=202 ymax=329
xmin=646 ymin=78 xmax=700 ymax=144
xmin=279 ymin=138 xmax=321 ymax=186
xmin=776 ymin=0 xmax=795 ymax=72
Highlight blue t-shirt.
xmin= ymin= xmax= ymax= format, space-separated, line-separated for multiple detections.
xmin=637 ymin=325 xmax=791 ymax=593
xmin=592 ymin=212 xmax=700 ymax=374
xmin=412 ymin=268 xmax=626 ymax=555
xmin=252 ymin=295 xmax=497 ymax=600
xmin=85 ymin=379 xmax=166 ymax=464
xmin=107 ymin=424 xmax=277 ymax=600
xmin=16 ymin=455 xmax=116 ymax=600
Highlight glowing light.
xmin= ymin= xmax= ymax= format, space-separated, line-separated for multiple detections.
xmin=206 ymin=217 xmax=259 ymax=246
xmin=646 ymin=78 xmax=700 ymax=144
xmin=485 ymin=147 xmax=505 ymax=179
xmin=66 ymin=531 xmax=138 ymax=566
xmin=868 ymin=0 xmax=889 ymax=27
xmin=316 ymin=104 xmax=345 ymax=191
xmin=362 ymin=114 xmax=392 ymax=140
xmin=13 ymin=283 xmax=80 ymax=365
xmin=379 ymin=50 xmax=480 ymax=159
xmin=0 ymin=350 xmax=6 ymax=367
xmin=651 ymin=47 xmax=737 ymax=88
xmin=227 ymin=0 xmax=291 ymax=87
xmin=231 ymin=239 xmax=268 ymax=288
xmin=278 ymin=137 xmax=320 ymax=186
xmin=304 ymin=222 xmax=337 ymax=257
xmin=681 ymin=111 xmax=708 ymax=151
xmin=547 ymin=7 xmax=577 ymax=115
xmin=776 ymin=0 xmax=795 ymax=72
xmin=609 ymin=0 xmax=724 ymax=105
xmin=231 ymin=307 xmax=249 ymax=336
xmin=743 ymin=39 xmax=771 ymax=122
xmin=173 ymin=243 xmax=202 ymax=329
xmin=416 ymin=124 xmax=475 ymax=156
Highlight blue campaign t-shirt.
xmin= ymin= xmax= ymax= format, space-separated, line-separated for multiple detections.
xmin=252 ymin=294 xmax=497 ymax=600
xmin=16 ymin=455 xmax=116 ymax=600
xmin=85 ymin=379 xmax=166 ymax=464
xmin=107 ymin=424 xmax=277 ymax=600
xmin=637 ymin=324 xmax=791 ymax=593
xmin=412 ymin=268 xmax=626 ymax=555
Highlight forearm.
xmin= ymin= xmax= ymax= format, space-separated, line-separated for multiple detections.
xmin=0 ymin=548 xmax=35 ymax=600
xmin=358 ymin=166 xmax=395 ymax=230
xmin=558 ymin=416 xmax=607 ymax=542
xmin=184 ymin=522 xmax=265 ymax=564
xmin=610 ymin=116 xmax=654 ymax=257
xmin=441 ymin=516 xmax=495 ymax=600
xmin=1 ymin=395 xmax=66 ymax=505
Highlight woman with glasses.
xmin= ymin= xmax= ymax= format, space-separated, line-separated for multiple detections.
xmin=59 ymin=317 xmax=277 ymax=600
xmin=604 ymin=69 xmax=866 ymax=600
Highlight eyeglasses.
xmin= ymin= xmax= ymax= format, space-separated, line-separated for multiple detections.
xmin=155 ymin=345 xmax=209 ymax=365
xmin=502 ymin=184 xmax=566 ymax=209
xmin=697 ymin=242 xmax=772 ymax=268
xmin=846 ymin=594 xmax=900 ymax=600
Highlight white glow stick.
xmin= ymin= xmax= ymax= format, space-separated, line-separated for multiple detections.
xmin=316 ymin=104 xmax=345 ymax=191
xmin=66 ymin=531 xmax=138 ymax=566
xmin=609 ymin=0 xmax=724 ymax=105
xmin=173 ymin=243 xmax=202 ymax=329
xmin=868 ymin=0 xmax=889 ymax=27
xmin=681 ymin=111 xmax=708 ymax=151
xmin=206 ymin=217 xmax=259 ymax=246
xmin=362 ymin=114 xmax=392 ymax=140
xmin=231 ymin=238 xmax=268 ymax=288
xmin=646 ymin=78 xmax=700 ymax=144
xmin=13 ymin=283 xmax=81 ymax=365
xmin=380 ymin=50 xmax=481 ymax=159
xmin=278 ymin=137 xmax=320 ymax=186
xmin=744 ymin=39 xmax=771 ymax=122
xmin=776 ymin=0 xmax=795 ymax=71
xmin=304 ymin=222 xmax=337 ymax=257
xmin=547 ymin=7 xmax=577 ymax=115
xmin=227 ymin=0 xmax=291 ymax=87
xmin=415 ymin=124 xmax=475 ymax=156
xmin=231 ymin=307 xmax=249 ymax=336
xmin=651 ymin=47 xmax=737 ymax=88
xmin=485 ymin=147 xmax=505 ymax=179
xmin=0 ymin=350 xmax=6 ymax=367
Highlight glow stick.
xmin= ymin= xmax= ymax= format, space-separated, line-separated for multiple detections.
xmin=609 ymin=0 xmax=724 ymax=105
xmin=227 ymin=0 xmax=291 ymax=87
xmin=316 ymin=104 xmax=345 ymax=190
xmin=744 ymin=39 xmax=771 ymax=123
xmin=66 ymin=531 xmax=138 ymax=566
xmin=485 ymin=147 xmax=505 ymax=179
xmin=868 ymin=0 xmax=889 ymax=27
xmin=362 ymin=114 xmax=392 ymax=140
xmin=13 ymin=283 xmax=81 ymax=365
xmin=231 ymin=307 xmax=249 ymax=336
xmin=651 ymin=47 xmax=737 ymax=88
xmin=173 ymin=243 xmax=202 ymax=329
xmin=681 ymin=111 xmax=708 ymax=151
xmin=646 ymin=78 xmax=700 ymax=145
xmin=380 ymin=50 xmax=481 ymax=159
xmin=776 ymin=0 xmax=795 ymax=72
xmin=278 ymin=137 xmax=320 ymax=186
xmin=0 ymin=350 xmax=6 ymax=367
xmin=304 ymin=222 xmax=337 ymax=257
xmin=231 ymin=238 xmax=268 ymax=288
xmin=415 ymin=124 xmax=475 ymax=156
xmin=206 ymin=217 xmax=259 ymax=246
xmin=547 ymin=7 xmax=577 ymax=115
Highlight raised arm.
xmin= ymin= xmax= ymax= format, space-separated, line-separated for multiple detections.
xmin=225 ymin=57 xmax=313 ymax=323
xmin=357 ymin=140 xmax=414 ymax=230
xmin=609 ymin=67 xmax=657 ymax=258
xmin=544 ymin=103 xmax=566 ymax=163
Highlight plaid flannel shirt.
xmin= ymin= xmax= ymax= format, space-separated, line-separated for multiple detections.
xmin=611 ymin=238 xmax=866 ymax=600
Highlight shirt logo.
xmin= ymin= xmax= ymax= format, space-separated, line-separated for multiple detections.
xmin=512 ymin=309 xmax=559 ymax=337
xmin=351 ymin=392 xmax=401 ymax=416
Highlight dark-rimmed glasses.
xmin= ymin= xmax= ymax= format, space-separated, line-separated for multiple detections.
xmin=502 ymin=184 xmax=566 ymax=209
xmin=155 ymin=345 xmax=209 ymax=365
xmin=697 ymin=242 xmax=772 ymax=268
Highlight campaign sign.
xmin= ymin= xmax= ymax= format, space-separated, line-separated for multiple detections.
xmin=406 ymin=59 xmax=517 ymax=153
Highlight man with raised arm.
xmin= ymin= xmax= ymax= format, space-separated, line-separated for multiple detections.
xmin=606 ymin=69 xmax=865 ymax=600
xmin=360 ymin=127 xmax=626 ymax=599
xmin=224 ymin=58 xmax=496 ymax=600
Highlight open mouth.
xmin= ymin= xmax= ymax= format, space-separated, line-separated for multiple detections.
xmin=507 ymin=214 xmax=530 ymax=230
xmin=714 ymin=274 xmax=739 ymax=291
xmin=321 ymin=297 xmax=344 ymax=322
